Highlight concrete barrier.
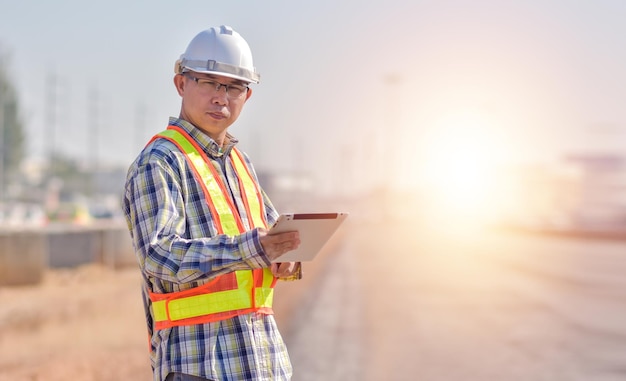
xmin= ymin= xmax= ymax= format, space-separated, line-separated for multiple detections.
xmin=45 ymin=222 xmax=136 ymax=269
xmin=98 ymin=225 xmax=137 ymax=269
xmin=0 ymin=228 xmax=47 ymax=286
xmin=0 ymin=222 xmax=136 ymax=286
xmin=46 ymin=225 xmax=101 ymax=268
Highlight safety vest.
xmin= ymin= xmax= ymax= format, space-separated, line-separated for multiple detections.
xmin=146 ymin=125 xmax=277 ymax=330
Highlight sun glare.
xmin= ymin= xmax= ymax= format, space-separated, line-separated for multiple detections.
xmin=417 ymin=112 xmax=508 ymax=226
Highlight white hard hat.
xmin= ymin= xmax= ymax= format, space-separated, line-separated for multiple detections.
xmin=175 ymin=25 xmax=260 ymax=84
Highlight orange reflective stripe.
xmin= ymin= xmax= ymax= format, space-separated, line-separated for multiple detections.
xmin=231 ymin=148 xmax=268 ymax=230
xmin=147 ymin=126 xmax=277 ymax=329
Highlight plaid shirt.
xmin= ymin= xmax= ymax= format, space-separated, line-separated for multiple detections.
xmin=123 ymin=117 xmax=293 ymax=381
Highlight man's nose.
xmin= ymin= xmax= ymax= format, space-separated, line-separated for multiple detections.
xmin=212 ymin=88 xmax=228 ymax=104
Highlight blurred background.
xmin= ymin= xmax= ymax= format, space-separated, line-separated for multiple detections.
xmin=0 ymin=1 xmax=625 ymax=380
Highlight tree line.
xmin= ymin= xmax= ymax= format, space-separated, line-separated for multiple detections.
xmin=0 ymin=45 xmax=25 ymax=189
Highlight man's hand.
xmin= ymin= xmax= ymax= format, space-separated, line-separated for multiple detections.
xmin=258 ymin=229 xmax=300 ymax=262
xmin=271 ymin=261 xmax=300 ymax=278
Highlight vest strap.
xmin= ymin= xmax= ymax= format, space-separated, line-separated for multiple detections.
xmin=150 ymin=268 xmax=275 ymax=329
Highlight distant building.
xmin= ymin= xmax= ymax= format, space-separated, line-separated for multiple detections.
xmin=501 ymin=153 xmax=626 ymax=230
xmin=561 ymin=153 xmax=626 ymax=228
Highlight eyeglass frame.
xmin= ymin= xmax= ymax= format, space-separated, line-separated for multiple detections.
xmin=182 ymin=72 xmax=250 ymax=99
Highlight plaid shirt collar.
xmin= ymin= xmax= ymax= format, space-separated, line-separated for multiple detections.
xmin=169 ymin=117 xmax=239 ymax=158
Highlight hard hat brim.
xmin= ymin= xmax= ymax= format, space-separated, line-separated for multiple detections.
xmin=179 ymin=59 xmax=260 ymax=84
xmin=190 ymin=70 xmax=259 ymax=84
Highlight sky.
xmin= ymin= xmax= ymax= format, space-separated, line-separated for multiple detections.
xmin=1 ymin=0 xmax=625 ymax=193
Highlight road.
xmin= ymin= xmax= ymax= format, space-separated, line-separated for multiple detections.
xmin=283 ymin=218 xmax=626 ymax=381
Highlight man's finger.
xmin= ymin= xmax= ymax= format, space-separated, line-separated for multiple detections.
xmin=260 ymin=231 xmax=300 ymax=261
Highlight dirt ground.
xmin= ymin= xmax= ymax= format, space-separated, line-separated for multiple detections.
xmin=0 ymin=247 xmax=327 ymax=381
xmin=0 ymin=264 xmax=152 ymax=380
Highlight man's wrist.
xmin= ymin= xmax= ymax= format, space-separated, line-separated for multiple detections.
xmin=240 ymin=228 xmax=271 ymax=268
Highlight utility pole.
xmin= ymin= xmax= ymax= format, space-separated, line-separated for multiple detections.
xmin=88 ymin=86 xmax=99 ymax=197
xmin=0 ymin=78 xmax=5 ymax=206
xmin=134 ymin=101 xmax=146 ymax=154
xmin=46 ymin=71 xmax=57 ymax=178
xmin=384 ymin=73 xmax=401 ymax=190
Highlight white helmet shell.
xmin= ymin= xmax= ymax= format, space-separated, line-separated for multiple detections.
xmin=175 ymin=25 xmax=260 ymax=84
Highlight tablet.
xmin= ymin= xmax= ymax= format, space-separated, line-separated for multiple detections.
xmin=268 ymin=212 xmax=348 ymax=262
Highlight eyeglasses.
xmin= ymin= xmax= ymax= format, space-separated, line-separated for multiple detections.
xmin=183 ymin=73 xmax=249 ymax=99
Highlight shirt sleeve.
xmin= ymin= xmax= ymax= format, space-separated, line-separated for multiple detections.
xmin=124 ymin=158 xmax=271 ymax=285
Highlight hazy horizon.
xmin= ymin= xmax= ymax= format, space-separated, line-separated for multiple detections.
xmin=1 ymin=0 xmax=625 ymax=194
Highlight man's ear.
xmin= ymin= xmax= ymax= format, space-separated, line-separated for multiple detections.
xmin=245 ymin=87 xmax=253 ymax=101
xmin=174 ymin=74 xmax=185 ymax=96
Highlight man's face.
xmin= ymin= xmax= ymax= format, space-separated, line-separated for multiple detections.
xmin=174 ymin=71 xmax=252 ymax=141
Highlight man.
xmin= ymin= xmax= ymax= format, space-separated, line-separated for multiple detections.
xmin=123 ymin=25 xmax=301 ymax=381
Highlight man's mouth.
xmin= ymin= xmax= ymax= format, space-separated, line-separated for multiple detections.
xmin=208 ymin=111 xmax=227 ymax=120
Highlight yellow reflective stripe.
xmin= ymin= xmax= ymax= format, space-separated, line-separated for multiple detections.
xmin=152 ymin=289 xmax=250 ymax=321
xmin=235 ymin=269 xmax=253 ymax=290
xmin=152 ymin=286 xmax=274 ymax=323
xmin=255 ymin=287 xmax=274 ymax=308
xmin=231 ymin=148 xmax=266 ymax=229
xmin=261 ymin=267 xmax=274 ymax=288
xmin=157 ymin=130 xmax=239 ymax=236
xmin=255 ymin=268 xmax=274 ymax=308
xmin=152 ymin=300 xmax=169 ymax=322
